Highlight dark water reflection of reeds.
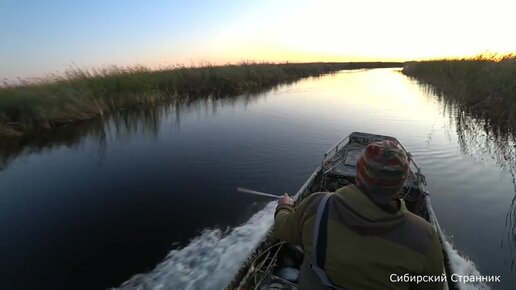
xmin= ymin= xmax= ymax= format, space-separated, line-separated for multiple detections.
xmin=0 ymin=90 xmax=266 ymax=172
xmin=455 ymin=115 xmax=516 ymax=271
xmin=428 ymin=84 xmax=516 ymax=270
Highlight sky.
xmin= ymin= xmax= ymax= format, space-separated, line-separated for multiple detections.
xmin=1 ymin=0 xmax=515 ymax=80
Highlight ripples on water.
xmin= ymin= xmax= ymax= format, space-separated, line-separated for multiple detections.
xmin=446 ymin=102 xmax=516 ymax=271
xmin=1 ymin=69 xmax=515 ymax=289
xmin=413 ymin=78 xmax=516 ymax=273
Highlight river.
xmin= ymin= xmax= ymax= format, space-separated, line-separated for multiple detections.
xmin=0 ymin=68 xmax=514 ymax=289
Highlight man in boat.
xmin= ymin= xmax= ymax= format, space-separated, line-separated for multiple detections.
xmin=274 ymin=140 xmax=444 ymax=290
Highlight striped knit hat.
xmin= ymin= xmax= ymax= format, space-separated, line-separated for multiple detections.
xmin=356 ymin=140 xmax=409 ymax=204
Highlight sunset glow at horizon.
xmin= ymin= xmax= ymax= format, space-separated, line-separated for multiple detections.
xmin=1 ymin=0 xmax=515 ymax=79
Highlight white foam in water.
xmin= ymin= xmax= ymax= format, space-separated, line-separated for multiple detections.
xmin=443 ymin=239 xmax=490 ymax=290
xmin=116 ymin=201 xmax=276 ymax=290
xmin=116 ymin=201 xmax=489 ymax=290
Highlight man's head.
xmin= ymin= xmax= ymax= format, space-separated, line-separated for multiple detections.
xmin=356 ymin=140 xmax=409 ymax=205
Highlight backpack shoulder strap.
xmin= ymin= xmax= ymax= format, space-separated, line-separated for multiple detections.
xmin=310 ymin=193 xmax=347 ymax=290
xmin=312 ymin=193 xmax=332 ymax=268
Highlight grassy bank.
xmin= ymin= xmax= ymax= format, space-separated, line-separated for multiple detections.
xmin=0 ymin=62 xmax=402 ymax=137
xmin=402 ymin=55 xmax=516 ymax=133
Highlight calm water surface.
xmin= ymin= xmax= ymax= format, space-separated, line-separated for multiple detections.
xmin=1 ymin=69 xmax=514 ymax=289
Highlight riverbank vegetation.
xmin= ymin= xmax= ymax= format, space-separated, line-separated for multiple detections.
xmin=402 ymin=54 xmax=516 ymax=134
xmin=0 ymin=62 xmax=402 ymax=137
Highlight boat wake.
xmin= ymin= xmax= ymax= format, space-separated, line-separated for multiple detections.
xmin=116 ymin=202 xmax=276 ymax=290
xmin=443 ymin=240 xmax=490 ymax=290
xmin=116 ymin=202 xmax=488 ymax=290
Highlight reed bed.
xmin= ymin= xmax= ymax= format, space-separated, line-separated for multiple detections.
xmin=402 ymin=54 xmax=516 ymax=134
xmin=0 ymin=62 xmax=402 ymax=137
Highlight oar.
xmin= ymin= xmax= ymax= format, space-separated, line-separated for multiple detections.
xmin=237 ymin=187 xmax=284 ymax=199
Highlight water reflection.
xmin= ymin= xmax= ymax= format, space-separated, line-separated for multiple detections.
xmin=0 ymin=90 xmax=269 ymax=171
xmin=455 ymin=113 xmax=516 ymax=270
xmin=428 ymin=85 xmax=516 ymax=270
xmin=0 ymin=118 xmax=106 ymax=171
